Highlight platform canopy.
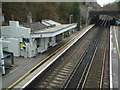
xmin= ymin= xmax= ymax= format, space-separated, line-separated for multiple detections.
xmin=31 ymin=23 xmax=77 ymax=38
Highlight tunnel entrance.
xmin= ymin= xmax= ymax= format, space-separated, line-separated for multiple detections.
xmin=89 ymin=14 xmax=99 ymax=24
xmin=89 ymin=10 xmax=120 ymax=24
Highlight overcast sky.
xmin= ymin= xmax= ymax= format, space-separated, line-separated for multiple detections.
xmin=97 ymin=0 xmax=115 ymax=7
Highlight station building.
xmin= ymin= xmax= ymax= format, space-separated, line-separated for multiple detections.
xmin=1 ymin=20 xmax=77 ymax=58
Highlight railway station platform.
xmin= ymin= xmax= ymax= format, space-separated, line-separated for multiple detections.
xmin=2 ymin=25 xmax=94 ymax=89
xmin=110 ymin=26 xmax=120 ymax=89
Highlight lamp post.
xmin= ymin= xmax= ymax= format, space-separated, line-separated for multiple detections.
xmin=80 ymin=17 xmax=82 ymax=29
xmin=69 ymin=15 xmax=73 ymax=24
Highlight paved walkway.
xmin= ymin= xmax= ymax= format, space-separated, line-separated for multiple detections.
xmin=110 ymin=26 xmax=120 ymax=89
xmin=117 ymin=26 xmax=120 ymax=90
xmin=2 ymin=25 xmax=93 ymax=89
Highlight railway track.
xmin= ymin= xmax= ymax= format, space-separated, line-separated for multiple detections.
xmin=63 ymin=24 xmax=104 ymax=89
xmin=101 ymin=22 xmax=110 ymax=88
xmin=25 ymin=20 xmax=110 ymax=89
xmin=27 ymin=26 xmax=99 ymax=89
xmin=81 ymin=27 xmax=109 ymax=89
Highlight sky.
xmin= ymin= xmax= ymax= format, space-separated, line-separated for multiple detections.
xmin=97 ymin=0 xmax=115 ymax=7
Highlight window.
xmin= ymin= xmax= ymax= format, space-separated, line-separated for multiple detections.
xmin=23 ymin=38 xmax=30 ymax=43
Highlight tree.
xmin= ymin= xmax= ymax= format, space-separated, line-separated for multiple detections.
xmin=118 ymin=1 xmax=120 ymax=11
xmin=72 ymin=2 xmax=80 ymax=29
xmin=2 ymin=2 xmax=28 ymax=22
xmin=2 ymin=2 xmax=81 ymax=24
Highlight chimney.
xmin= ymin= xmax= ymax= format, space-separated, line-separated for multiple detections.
xmin=27 ymin=12 xmax=32 ymax=23
xmin=9 ymin=21 xmax=19 ymax=27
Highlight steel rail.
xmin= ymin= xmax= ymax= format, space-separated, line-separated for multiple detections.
xmin=81 ymin=26 xmax=109 ymax=89
xmin=63 ymin=21 xmax=104 ymax=88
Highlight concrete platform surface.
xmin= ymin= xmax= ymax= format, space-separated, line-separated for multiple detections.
xmin=110 ymin=26 xmax=120 ymax=89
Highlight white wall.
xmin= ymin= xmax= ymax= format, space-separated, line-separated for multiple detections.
xmin=1 ymin=26 xmax=10 ymax=38
xmin=25 ymin=42 xmax=32 ymax=58
xmin=40 ymin=38 xmax=45 ymax=48
xmin=49 ymin=36 xmax=57 ymax=46
xmin=8 ymin=38 xmax=20 ymax=57
xmin=1 ymin=21 xmax=32 ymax=57
xmin=31 ymin=39 xmax=37 ymax=56
xmin=10 ymin=27 xmax=31 ymax=38
xmin=2 ymin=21 xmax=31 ymax=38
xmin=45 ymin=37 xmax=49 ymax=50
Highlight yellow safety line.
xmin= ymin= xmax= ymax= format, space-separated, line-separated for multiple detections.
xmin=6 ymin=26 xmax=92 ymax=89
xmin=114 ymin=26 xmax=120 ymax=59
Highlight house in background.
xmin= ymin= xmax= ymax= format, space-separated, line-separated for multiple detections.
xmin=1 ymin=20 xmax=77 ymax=58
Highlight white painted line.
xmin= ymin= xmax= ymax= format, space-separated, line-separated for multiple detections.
xmin=110 ymin=26 xmax=113 ymax=89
